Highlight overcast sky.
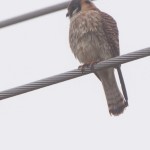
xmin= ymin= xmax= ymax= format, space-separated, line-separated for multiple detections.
xmin=0 ymin=0 xmax=150 ymax=150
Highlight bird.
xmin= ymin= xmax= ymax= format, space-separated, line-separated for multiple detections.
xmin=66 ymin=0 xmax=128 ymax=116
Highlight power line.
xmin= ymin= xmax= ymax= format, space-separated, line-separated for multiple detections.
xmin=0 ymin=1 xmax=69 ymax=28
xmin=0 ymin=0 xmax=95 ymax=28
xmin=0 ymin=47 xmax=149 ymax=100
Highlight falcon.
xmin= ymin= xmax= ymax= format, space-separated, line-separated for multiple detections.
xmin=66 ymin=0 xmax=128 ymax=115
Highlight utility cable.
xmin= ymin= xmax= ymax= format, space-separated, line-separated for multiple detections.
xmin=0 ymin=47 xmax=149 ymax=100
xmin=0 ymin=0 xmax=95 ymax=28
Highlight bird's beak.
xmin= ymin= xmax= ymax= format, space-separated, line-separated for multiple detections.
xmin=66 ymin=12 xmax=69 ymax=17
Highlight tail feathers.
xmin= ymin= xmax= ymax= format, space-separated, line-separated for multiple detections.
xmin=96 ymin=68 xmax=128 ymax=116
xmin=108 ymin=94 xmax=128 ymax=116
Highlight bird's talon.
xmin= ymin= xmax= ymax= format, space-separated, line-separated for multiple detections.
xmin=78 ymin=61 xmax=99 ymax=73
xmin=78 ymin=64 xmax=89 ymax=73
xmin=89 ymin=61 xmax=99 ymax=72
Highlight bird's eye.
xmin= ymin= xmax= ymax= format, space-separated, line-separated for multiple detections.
xmin=85 ymin=0 xmax=91 ymax=4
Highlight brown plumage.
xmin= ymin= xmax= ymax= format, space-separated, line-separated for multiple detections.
xmin=66 ymin=0 xmax=128 ymax=116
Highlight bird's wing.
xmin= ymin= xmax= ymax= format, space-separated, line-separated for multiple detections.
xmin=101 ymin=11 xmax=120 ymax=57
xmin=101 ymin=11 xmax=128 ymax=102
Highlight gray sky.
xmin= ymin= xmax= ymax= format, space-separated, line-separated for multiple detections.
xmin=0 ymin=0 xmax=150 ymax=150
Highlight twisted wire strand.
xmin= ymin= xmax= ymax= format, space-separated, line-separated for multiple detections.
xmin=0 ymin=0 xmax=95 ymax=28
xmin=0 ymin=47 xmax=150 ymax=100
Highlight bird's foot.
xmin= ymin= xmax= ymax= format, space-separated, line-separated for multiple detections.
xmin=89 ymin=61 xmax=99 ymax=71
xmin=78 ymin=63 xmax=90 ymax=73
xmin=78 ymin=61 xmax=99 ymax=73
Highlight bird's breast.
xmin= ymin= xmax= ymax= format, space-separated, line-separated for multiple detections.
xmin=69 ymin=10 xmax=112 ymax=63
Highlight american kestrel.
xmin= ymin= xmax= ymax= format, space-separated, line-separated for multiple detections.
xmin=66 ymin=0 xmax=128 ymax=115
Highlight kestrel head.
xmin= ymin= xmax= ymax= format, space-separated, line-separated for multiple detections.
xmin=66 ymin=0 xmax=96 ymax=18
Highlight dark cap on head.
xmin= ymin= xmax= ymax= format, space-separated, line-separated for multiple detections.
xmin=66 ymin=0 xmax=81 ymax=18
xmin=66 ymin=0 xmax=93 ymax=18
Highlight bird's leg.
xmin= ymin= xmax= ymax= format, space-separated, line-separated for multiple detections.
xmin=78 ymin=60 xmax=99 ymax=73
xmin=89 ymin=60 xmax=102 ymax=81
xmin=89 ymin=60 xmax=99 ymax=72
xmin=78 ymin=63 xmax=90 ymax=73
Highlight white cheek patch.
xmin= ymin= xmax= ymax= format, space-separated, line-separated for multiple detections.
xmin=72 ymin=8 xmax=79 ymax=16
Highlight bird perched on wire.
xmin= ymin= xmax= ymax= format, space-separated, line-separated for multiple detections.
xmin=66 ymin=0 xmax=128 ymax=116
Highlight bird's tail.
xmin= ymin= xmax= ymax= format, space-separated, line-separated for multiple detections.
xmin=96 ymin=68 xmax=128 ymax=116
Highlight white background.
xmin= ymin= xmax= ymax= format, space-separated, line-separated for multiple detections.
xmin=0 ymin=0 xmax=150 ymax=149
